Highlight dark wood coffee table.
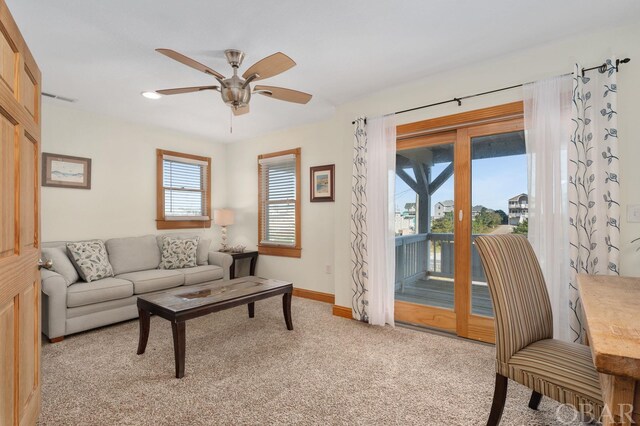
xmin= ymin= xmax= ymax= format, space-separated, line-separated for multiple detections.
xmin=136 ymin=277 xmax=293 ymax=378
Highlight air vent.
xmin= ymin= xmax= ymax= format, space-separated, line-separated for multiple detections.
xmin=42 ymin=92 xmax=77 ymax=103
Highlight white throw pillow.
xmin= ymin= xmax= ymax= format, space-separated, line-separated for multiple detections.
xmin=158 ymin=236 xmax=199 ymax=270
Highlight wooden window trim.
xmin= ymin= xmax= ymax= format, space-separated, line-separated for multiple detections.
xmin=396 ymin=101 xmax=524 ymax=140
xmin=156 ymin=148 xmax=212 ymax=230
xmin=258 ymin=147 xmax=301 ymax=258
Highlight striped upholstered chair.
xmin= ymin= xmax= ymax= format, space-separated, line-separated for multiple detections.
xmin=475 ymin=234 xmax=603 ymax=425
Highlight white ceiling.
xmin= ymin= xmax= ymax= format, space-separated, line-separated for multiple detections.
xmin=7 ymin=0 xmax=640 ymax=143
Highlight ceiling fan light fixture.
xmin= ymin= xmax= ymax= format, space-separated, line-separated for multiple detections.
xmin=141 ymin=91 xmax=162 ymax=100
xmin=221 ymin=75 xmax=251 ymax=108
xmin=154 ymin=48 xmax=312 ymax=114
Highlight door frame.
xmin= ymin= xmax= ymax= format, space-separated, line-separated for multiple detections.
xmin=395 ymin=102 xmax=524 ymax=343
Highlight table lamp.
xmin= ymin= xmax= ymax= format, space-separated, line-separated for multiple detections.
xmin=214 ymin=209 xmax=235 ymax=251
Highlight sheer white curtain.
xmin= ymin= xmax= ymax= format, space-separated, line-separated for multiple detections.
xmin=366 ymin=115 xmax=396 ymax=326
xmin=523 ymin=75 xmax=573 ymax=341
xmin=350 ymin=114 xmax=396 ymax=326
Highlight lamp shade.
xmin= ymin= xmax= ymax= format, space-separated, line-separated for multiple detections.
xmin=214 ymin=209 xmax=235 ymax=226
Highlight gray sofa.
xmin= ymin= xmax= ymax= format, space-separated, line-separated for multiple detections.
xmin=41 ymin=234 xmax=233 ymax=342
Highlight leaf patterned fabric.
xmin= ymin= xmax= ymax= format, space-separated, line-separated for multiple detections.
xmin=66 ymin=240 xmax=114 ymax=283
xmin=568 ymin=60 xmax=620 ymax=343
xmin=351 ymin=117 xmax=369 ymax=322
xmin=159 ymin=236 xmax=199 ymax=270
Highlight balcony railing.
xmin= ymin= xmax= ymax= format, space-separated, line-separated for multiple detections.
xmin=395 ymin=233 xmax=488 ymax=291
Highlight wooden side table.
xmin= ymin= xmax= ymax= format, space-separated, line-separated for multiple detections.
xmin=223 ymin=251 xmax=259 ymax=279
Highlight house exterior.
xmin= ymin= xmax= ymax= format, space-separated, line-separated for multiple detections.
xmin=395 ymin=203 xmax=416 ymax=235
xmin=508 ymin=193 xmax=528 ymax=225
xmin=471 ymin=205 xmax=485 ymax=219
xmin=433 ymin=200 xmax=454 ymax=219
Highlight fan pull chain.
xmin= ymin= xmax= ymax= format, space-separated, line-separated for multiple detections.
xmin=230 ymin=108 xmax=233 ymax=134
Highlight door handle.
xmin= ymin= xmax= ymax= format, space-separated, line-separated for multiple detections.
xmin=38 ymin=258 xmax=53 ymax=270
xmin=459 ymin=209 xmax=463 ymax=222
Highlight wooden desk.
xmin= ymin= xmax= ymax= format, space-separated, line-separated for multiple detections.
xmin=578 ymin=274 xmax=640 ymax=426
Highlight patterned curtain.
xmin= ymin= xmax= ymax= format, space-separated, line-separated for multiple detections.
xmin=351 ymin=117 xmax=369 ymax=321
xmin=568 ymin=60 xmax=620 ymax=343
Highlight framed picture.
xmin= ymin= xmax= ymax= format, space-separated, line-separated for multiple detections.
xmin=42 ymin=153 xmax=92 ymax=189
xmin=310 ymin=164 xmax=334 ymax=202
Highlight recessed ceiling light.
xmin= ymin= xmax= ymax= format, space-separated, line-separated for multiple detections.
xmin=141 ymin=91 xmax=162 ymax=100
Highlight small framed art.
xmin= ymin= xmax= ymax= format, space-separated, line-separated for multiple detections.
xmin=310 ymin=164 xmax=334 ymax=202
xmin=42 ymin=153 xmax=92 ymax=189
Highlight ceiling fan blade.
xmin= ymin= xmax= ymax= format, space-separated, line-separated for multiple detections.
xmin=242 ymin=52 xmax=296 ymax=81
xmin=156 ymin=48 xmax=225 ymax=80
xmin=156 ymin=86 xmax=219 ymax=95
xmin=254 ymin=85 xmax=312 ymax=104
xmin=232 ymin=105 xmax=250 ymax=116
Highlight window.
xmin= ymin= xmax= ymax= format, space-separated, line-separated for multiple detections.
xmin=156 ymin=149 xmax=211 ymax=229
xmin=258 ymin=148 xmax=301 ymax=258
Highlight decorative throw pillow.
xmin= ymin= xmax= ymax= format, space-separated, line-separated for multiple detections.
xmin=66 ymin=240 xmax=114 ymax=283
xmin=41 ymin=246 xmax=79 ymax=285
xmin=159 ymin=236 xmax=199 ymax=270
xmin=156 ymin=234 xmax=211 ymax=265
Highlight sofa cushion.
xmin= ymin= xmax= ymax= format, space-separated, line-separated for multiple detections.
xmin=41 ymin=246 xmax=79 ymax=285
xmin=66 ymin=240 xmax=114 ymax=283
xmin=106 ymin=235 xmax=161 ymax=275
xmin=179 ymin=265 xmax=224 ymax=285
xmin=67 ymin=278 xmax=133 ymax=308
xmin=116 ymin=269 xmax=184 ymax=294
xmin=158 ymin=236 xmax=199 ymax=270
xmin=157 ymin=234 xmax=211 ymax=265
xmin=196 ymin=238 xmax=212 ymax=265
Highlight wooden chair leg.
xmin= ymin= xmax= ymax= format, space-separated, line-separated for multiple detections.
xmin=528 ymin=390 xmax=543 ymax=410
xmin=487 ymin=374 xmax=508 ymax=426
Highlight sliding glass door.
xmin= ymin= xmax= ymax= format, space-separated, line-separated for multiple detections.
xmin=394 ymin=110 xmax=526 ymax=343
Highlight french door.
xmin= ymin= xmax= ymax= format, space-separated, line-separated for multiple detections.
xmin=393 ymin=104 xmax=525 ymax=343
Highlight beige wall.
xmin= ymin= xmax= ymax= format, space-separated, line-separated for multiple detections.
xmin=41 ymin=102 xmax=228 ymax=243
xmin=224 ymin=22 xmax=640 ymax=308
xmin=225 ymin=119 xmax=338 ymax=294
xmin=41 ymin=23 xmax=640 ymax=308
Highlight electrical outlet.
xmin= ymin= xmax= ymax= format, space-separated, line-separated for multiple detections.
xmin=628 ymin=204 xmax=640 ymax=223
xmin=324 ymin=265 xmax=332 ymax=274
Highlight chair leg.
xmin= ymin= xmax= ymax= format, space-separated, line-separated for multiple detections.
xmin=528 ymin=391 xmax=543 ymax=410
xmin=487 ymin=374 xmax=508 ymax=426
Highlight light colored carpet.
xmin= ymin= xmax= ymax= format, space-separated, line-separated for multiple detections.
xmin=39 ymin=297 xmax=585 ymax=425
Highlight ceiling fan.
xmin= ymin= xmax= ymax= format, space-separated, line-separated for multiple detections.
xmin=155 ymin=49 xmax=312 ymax=115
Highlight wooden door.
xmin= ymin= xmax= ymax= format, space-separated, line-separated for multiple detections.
xmin=0 ymin=1 xmax=42 ymax=425
xmin=455 ymin=119 xmax=525 ymax=343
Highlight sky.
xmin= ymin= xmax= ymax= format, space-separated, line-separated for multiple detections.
xmin=395 ymin=153 xmax=528 ymax=216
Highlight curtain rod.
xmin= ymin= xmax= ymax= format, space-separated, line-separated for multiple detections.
xmin=351 ymin=58 xmax=631 ymax=124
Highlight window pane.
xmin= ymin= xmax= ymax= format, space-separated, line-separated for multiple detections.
xmin=266 ymin=203 xmax=296 ymax=244
xmin=267 ymin=166 xmax=296 ymax=201
xmin=163 ymin=158 xmax=206 ymax=217
xmin=394 ymin=142 xmax=455 ymax=311
xmin=261 ymin=156 xmax=297 ymax=246
xmin=163 ymin=160 xmax=203 ymax=190
xmin=164 ymin=189 xmax=204 ymax=217
xmin=470 ymin=130 xmax=527 ymax=318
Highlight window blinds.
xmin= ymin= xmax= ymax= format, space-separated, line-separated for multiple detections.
xmin=259 ymin=154 xmax=296 ymax=246
xmin=163 ymin=155 xmax=208 ymax=220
